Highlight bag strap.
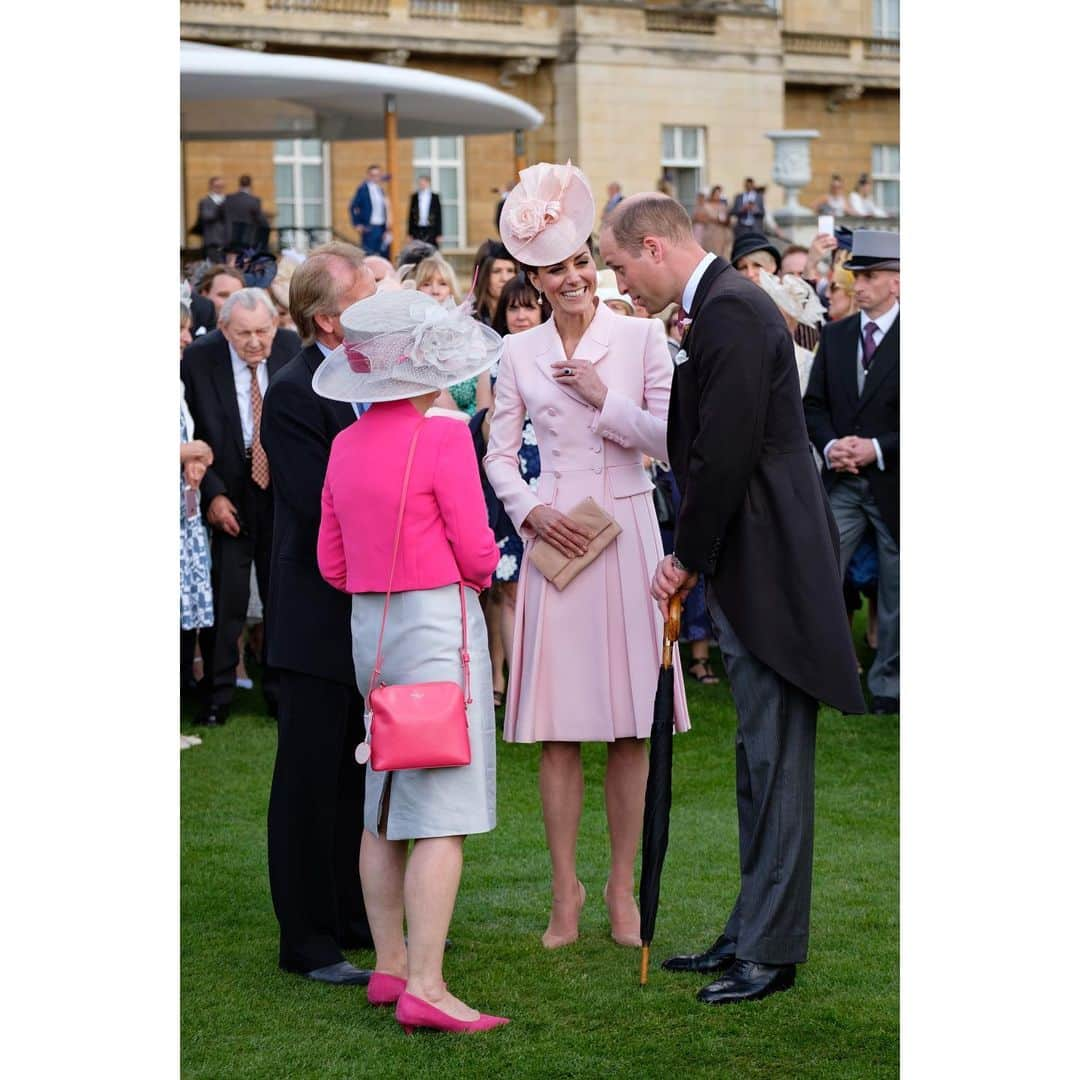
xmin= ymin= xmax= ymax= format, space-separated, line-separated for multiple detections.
xmin=368 ymin=424 xmax=471 ymax=705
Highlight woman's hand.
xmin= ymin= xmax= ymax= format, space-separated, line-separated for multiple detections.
xmin=804 ymin=233 xmax=838 ymax=280
xmin=184 ymin=460 xmax=207 ymax=488
xmin=551 ymin=359 xmax=607 ymax=410
xmin=524 ymin=505 xmax=592 ymax=559
xmin=181 ymin=439 xmax=214 ymax=468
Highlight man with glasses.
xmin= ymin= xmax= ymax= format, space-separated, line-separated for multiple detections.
xmin=181 ymin=288 xmax=302 ymax=726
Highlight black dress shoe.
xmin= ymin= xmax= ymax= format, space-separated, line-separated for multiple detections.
xmin=871 ymin=696 xmax=899 ymax=715
xmin=302 ymin=961 xmax=372 ymax=986
xmin=662 ymin=934 xmax=737 ymax=974
xmin=193 ymin=704 xmax=229 ymax=727
xmin=697 ymin=959 xmax=796 ymax=1005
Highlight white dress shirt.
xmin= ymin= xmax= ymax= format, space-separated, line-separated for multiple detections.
xmin=367 ymin=181 xmax=386 ymax=226
xmin=823 ymin=301 xmax=899 ymax=473
xmin=229 ymin=344 xmax=269 ymax=448
xmin=681 ymin=252 xmax=717 ymax=314
xmin=417 ymin=188 xmax=432 ymax=227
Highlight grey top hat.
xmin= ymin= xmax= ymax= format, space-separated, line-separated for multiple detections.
xmin=846 ymin=229 xmax=900 ymax=271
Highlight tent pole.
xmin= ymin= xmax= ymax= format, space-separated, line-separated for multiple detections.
xmin=384 ymin=93 xmax=398 ymax=263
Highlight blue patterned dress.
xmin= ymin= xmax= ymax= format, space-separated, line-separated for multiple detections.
xmin=180 ymin=406 xmax=214 ymax=631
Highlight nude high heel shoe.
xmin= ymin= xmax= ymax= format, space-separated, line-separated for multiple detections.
xmin=541 ymin=880 xmax=586 ymax=949
xmin=603 ymin=882 xmax=642 ymax=948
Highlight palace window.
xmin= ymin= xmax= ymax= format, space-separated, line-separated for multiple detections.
xmin=661 ymin=125 xmax=705 ymax=215
xmin=413 ymin=136 xmax=466 ymax=248
xmin=273 ymin=139 xmax=330 ymax=251
xmin=872 ymin=144 xmax=900 ymax=214
xmin=873 ymin=0 xmax=899 ymax=39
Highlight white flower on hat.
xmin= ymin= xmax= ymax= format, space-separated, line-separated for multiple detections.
xmin=408 ymin=299 xmax=487 ymax=375
xmin=757 ymin=271 xmax=826 ymax=327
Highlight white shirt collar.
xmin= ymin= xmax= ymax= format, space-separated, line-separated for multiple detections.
xmin=682 ymin=252 xmax=717 ymax=314
xmin=860 ymin=301 xmax=899 ymax=336
xmin=315 ymin=339 xmax=334 ymax=358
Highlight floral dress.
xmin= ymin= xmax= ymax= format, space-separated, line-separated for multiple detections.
xmin=490 ymin=369 xmax=541 ymax=583
xmin=180 ymin=404 xmax=214 ymax=631
xmin=448 ymin=376 xmax=478 ymax=416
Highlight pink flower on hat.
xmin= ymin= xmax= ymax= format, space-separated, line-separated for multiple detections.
xmin=507 ymin=198 xmax=564 ymax=243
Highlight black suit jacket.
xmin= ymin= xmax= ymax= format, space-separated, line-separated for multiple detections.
xmin=408 ymin=191 xmax=442 ymax=240
xmin=224 ymin=189 xmax=269 ymax=235
xmin=180 ymin=327 xmax=301 ymax=521
xmin=803 ymin=312 xmax=899 ymax=544
xmin=260 ymin=345 xmax=359 ymax=685
xmin=668 ymin=256 xmax=864 ymax=713
xmin=189 ymin=293 xmax=216 ymax=337
xmin=197 ymin=195 xmax=228 ymax=248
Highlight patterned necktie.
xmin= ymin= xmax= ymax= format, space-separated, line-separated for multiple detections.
xmin=246 ymin=360 xmax=270 ymax=490
xmin=862 ymin=321 xmax=880 ymax=371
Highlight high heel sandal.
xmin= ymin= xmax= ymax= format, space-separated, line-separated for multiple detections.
xmin=541 ymin=880 xmax=586 ymax=949
xmin=367 ymin=972 xmax=407 ymax=1007
xmin=603 ymin=882 xmax=642 ymax=947
xmin=394 ymin=992 xmax=509 ymax=1035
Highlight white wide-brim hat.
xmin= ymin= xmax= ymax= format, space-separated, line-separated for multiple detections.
xmin=312 ymin=290 xmax=502 ymax=404
xmin=757 ymin=271 xmax=826 ymax=327
xmin=499 ymin=160 xmax=596 ymax=266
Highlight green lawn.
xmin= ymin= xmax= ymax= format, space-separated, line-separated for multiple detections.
xmin=182 ymin=613 xmax=897 ymax=1079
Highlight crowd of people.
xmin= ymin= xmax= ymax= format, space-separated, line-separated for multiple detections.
xmin=180 ymin=159 xmax=899 ymax=1029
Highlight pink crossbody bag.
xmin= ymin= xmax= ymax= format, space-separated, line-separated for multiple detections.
xmin=356 ymin=424 xmax=473 ymax=773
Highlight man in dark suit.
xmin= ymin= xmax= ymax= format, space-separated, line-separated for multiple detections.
xmin=407 ymin=175 xmax=442 ymax=247
xmin=601 ymin=195 xmax=864 ymax=1006
xmin=804 ymin=230 xmax=900 ymax=715
xmin=730 ymin=177 xmax=765 ymax=238
xmin=261 ymin=243 xmax=377 ymax=985
xmin=224 ymin=174 xmax=270 ymax=243
xmin=349 ymin=164 xmax=389 ymax=255
xmin=196 ymin=176 xmax=229 ymax=262
xmin=181 ymin=288 xmax=301 ymax=726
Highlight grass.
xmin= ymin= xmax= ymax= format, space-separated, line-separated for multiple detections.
xmin=182 ymin=607 xmax=897 ymax=1079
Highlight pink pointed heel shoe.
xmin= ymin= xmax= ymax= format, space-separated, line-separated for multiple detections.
xmin=394 ymin=992 xmax=509 ymax=1035
xmin=603 ymin=882 xmax=642 ymax=948
xmin=541 ymin=880 xmax=586 ymax=949
xmin=367 ymin=972 xmax=408 ymax=1007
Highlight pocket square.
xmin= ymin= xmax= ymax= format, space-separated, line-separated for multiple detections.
xmin=674 ymin=348 xmax=690 ymax=366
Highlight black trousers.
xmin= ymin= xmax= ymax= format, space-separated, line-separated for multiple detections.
xmin=410 ymin=225 xmax=438 ymax=246
xmin=200 ymin=480 xmax=278 ymax=710
xmin=267 ymin=670 xmax=370 ymax=972
xmin=706 ymin=585 xmax=818 ymax=966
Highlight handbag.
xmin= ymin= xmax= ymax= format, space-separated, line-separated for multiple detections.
xmin=527 ymin=497 xmax=622 ymax=591
xmin=357 ymin=424 xmax=473 ymax=773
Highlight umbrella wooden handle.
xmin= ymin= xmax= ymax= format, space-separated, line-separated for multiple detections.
xmin=640 ymin=944 xmax=651 ymax=986
xmin=662 ymin=596 xmax=682 ymax=670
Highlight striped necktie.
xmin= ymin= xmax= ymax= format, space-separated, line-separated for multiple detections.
xmin=246 ymin=361 xmax=270 ymax=490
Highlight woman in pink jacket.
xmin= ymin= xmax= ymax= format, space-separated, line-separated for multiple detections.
xmin=484 ymin=162 xmax=690 ymax=951
xmin=315 ymin=289 xmax=508 ymax=1035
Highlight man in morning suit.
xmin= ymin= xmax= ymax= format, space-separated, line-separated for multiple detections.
xmin=224 ymin=174 xmax=270 ymax=241
xmin=260 ymin=244 xmax=377 ymax=985
xmin=181 ymin=288 xmax=301 ymax=726
xmin=803 ymin=229 xmax=900 ymax=715
xmin=601 ymin=195 xmax=864 ymax=1006
xmin=349 ymin=164 xmax=389 ymax=255
xmin=196 ymin=175 xmax=229 ymax=263
xmin=407 ymin=175 xmax=442 ymax=247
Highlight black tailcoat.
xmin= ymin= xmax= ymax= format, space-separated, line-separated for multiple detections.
xmin=667 ymin=257 xmax=864 ymax=714
xmin=803 ymin=312 xmax=899 ymax=544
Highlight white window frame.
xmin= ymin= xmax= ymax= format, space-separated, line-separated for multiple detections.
xmin=661 ymin=125 xmax=706 ymax=215
xmin=873 ymin=0 xmax=899 ymax=39
xmin=412 ymin=136 xmax=466 ymax=249
xmin=272 ymin=138 xmax=331 ymax=252
xmin=871 ymin=144 xmax=900 ymax=214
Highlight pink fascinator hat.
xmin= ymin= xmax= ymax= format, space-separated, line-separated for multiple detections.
xmin=499 ymin=160 xmax=596 ymax=266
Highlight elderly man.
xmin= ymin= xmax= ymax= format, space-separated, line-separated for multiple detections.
xmin=181 ymin=289 xmax=302 ymax=726
xmin=804 ymin=230 xmax=900 ymax=714
xmin=261 ymin=244 xmax=377 ymax=985
xmin=600 ymin=194 xmax=862 ymax=1006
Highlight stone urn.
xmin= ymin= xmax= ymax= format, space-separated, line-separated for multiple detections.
xmin=764 ymin=129 xmax=819 ymax=222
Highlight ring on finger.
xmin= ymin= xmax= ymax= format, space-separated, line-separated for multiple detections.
xmin=562 ymin=367 xmax=573 ymax=376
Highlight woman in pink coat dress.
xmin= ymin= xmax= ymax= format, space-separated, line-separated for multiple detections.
xmin=484 ymin=162 xmax=689 ymax=951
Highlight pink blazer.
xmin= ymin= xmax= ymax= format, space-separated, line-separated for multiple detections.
xmin=318 ymin=398 xmax=498 ymax=595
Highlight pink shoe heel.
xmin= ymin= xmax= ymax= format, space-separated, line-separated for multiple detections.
xmin=394 ymin=991 xmax=509 ymax=1035
xmin=367 ymin=972 xmax=408 ymax=1007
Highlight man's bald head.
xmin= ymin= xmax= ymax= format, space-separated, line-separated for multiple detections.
xmin=290 ymin=243 xmax=375 ymax=346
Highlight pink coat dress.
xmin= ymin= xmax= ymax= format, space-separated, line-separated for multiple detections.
xmin=484 ymin=299 xmax=690 ymax=743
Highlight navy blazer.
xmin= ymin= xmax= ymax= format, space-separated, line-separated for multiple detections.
xmin=349 ymin=182 xmax=384 ymax=229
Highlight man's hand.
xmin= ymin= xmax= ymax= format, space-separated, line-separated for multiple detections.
xmin=650 ymin=555 xmax=697 ymax=619
xmin=840 ymin=435 xmax=878 ymax=468
xmin=827 ymin=440 xmax=860 ymax=474
xmin=207 ymin=494 xmax=241 ymax=537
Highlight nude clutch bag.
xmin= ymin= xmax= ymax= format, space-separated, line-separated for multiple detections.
xmin=528 ymin=497 xmax=622 ymax=591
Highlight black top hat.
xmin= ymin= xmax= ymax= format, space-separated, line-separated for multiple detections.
xmin=845 ymin=229 xmax=900 ymax=271
xmin=730 ymin=231 xmax=781 ymax=270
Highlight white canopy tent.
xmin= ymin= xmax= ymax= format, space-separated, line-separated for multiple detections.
xmin=181 ymin=42 xmax=544 ymax=253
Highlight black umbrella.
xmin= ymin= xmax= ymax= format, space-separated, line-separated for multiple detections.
xmin=638 ymin=595 xmax=682 ymax=986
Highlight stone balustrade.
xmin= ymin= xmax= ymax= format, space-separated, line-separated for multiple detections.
xmin=409 ymin=0 xmax=523 ymax=24
xmin=266 ymin=0 xmax=389 ymax=12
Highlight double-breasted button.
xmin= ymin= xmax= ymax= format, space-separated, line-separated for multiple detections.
xmin=552 ymin=448 xmax=561 ymax=456
xmin=592 ymin=446 xmax=601 ymax=454
xmin=593 ymin=465 xmax=602 ymax=474
xmin=554 ymin=470 xmax=562 ymax=479
xmin=548 ymin=407 xmax=557 ymax=416
xmin=550 ymin=429 xmax=558 ymax=436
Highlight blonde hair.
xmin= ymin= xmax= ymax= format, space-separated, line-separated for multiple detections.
xmin=414 ymin=255 xmax=461 ymax=303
